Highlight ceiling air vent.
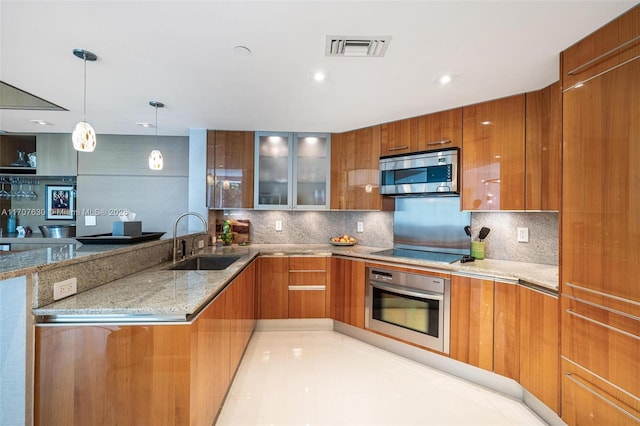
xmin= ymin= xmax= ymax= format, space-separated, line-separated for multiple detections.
xmin=325 ymin=36 xmax=391 ymax=57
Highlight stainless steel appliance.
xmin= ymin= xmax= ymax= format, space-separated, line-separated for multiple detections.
xmin=366 ymin=267 xmax=450 ymax=354
xmin=372 ymin=197 xmax=471 ymax=263
xmin=379 ymin=148 xmax=459 ymax=196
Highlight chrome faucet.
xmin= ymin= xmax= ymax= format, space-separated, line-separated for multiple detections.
xmin=173 ymin=212 xmax=208 ymax=263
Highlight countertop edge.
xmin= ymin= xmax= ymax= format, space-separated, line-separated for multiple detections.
xmin=31 ymin=244 xmax=558 ymax=322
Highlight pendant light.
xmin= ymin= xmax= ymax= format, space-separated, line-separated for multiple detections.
xmin=148 ymin=101 xmax=164 ymax=170
xmin=71 ymin=49 xmax=98 ymax=152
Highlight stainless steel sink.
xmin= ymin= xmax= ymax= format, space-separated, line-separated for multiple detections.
xmin=168 ymin=255 xmax=242 ymax=270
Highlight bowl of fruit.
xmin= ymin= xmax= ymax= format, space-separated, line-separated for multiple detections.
xmin=329 ymin=234 xmax=357 ymax=246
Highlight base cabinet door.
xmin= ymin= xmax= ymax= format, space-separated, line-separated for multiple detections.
xmin=288 ymin=288 xmax=326 ymax=318
xmin=330 ymin=257 xmax=365 ymax=328
xmin=450 ymin=275 xmax=494 ymax=371
xmin=519 ymin=286 xmax=559 ymax=414
xmin=257 ymin=256 xmax=289 ymax=319
xmin=493 ymin=281 xmax=519 ymax=381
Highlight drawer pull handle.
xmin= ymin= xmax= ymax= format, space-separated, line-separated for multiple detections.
xmin=567 ymin=35 xmax=640 ymax=75
xmin=388 ymin=146 xmax=409 ymax=151
xmin=288 ymin=285 xmax=325 ymax=291
xmin=566 ymin=309 xmax=640 ymax=341
xmin=565 ymin=282 xmax=640 ymax=307
xmin=564 ymin=373 xmax=640 ymax=422
xmin=564 ymin=293 xmax=640 ymax=323
xmin=426 ymin=139 xmax=452 ymax=146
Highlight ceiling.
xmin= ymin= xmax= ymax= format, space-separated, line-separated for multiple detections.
xmin=0 ymin=0 xmax=637 ymax=137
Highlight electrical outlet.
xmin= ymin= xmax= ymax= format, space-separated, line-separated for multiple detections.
xmin=517 ymin=227 xmax=529 ymax=243
xmin=357 ymin=221 xmax=364 ymax=233
xmin=198 ymin=240 xmax=205 ymax=248
xmin=53 ymin=277 xmax=77 ymax=300
xmin=275 ymin=220 xmax=283 ymax=231
xmin=85 ymin=215 xmax=96 ymax=226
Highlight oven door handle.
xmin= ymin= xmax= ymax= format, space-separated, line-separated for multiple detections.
xmin=370 ymin=282 xmax=443 ymax=301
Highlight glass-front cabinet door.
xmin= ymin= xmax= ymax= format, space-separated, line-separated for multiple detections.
xmin=254 ymin=132 xmax=331 ymax=210
xmin=293 ymin=133 xmax=330 ymax=210
xmin=255 ymin=132 xmax=293 ymax=209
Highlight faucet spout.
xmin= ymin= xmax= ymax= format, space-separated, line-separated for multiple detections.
xmin=173 ymin=212 xmax=208 ymax=263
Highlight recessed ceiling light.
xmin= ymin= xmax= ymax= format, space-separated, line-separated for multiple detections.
xmin=438 ymin=75 xmax=452 ymax=85
xmin=234 ymin=45 xmax=251 ymax=56
xmin=136 ymin=122 xmax=154 ymax=128
xmin=312 ymin=71 xmax=326 ymax=82
xmin=30 ymin=119 xmax=53 ymax=126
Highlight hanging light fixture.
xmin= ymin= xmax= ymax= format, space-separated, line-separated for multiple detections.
xmin=148 ymin=101 xmax=164 ymax=170
xmin=71 ymin=49 xmax=98 ymax=152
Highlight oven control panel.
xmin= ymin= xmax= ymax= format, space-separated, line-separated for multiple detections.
xmin=368 ymin=268 xmax=446 ymax=293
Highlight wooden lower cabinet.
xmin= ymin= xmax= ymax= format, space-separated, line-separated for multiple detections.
xmin=451 ymin=276 xmax=560 ymax=414
xmin=519 ymin=286 xmax=559 ymax=414
xmin=257 ymin=256 xmax=289 ymax=319
xmin=450 ymin=275 xmax=494 ymax=370
xmin=561 ymin=295 xmax=639 ymax=424
xmin=493 ymin=281 xmax=519 ymax=381
xmin=288 ymin=256 xmax=328 ymax=318
xmin=258 ymin=255 xmax=330 ymax=319
xmin=288 ymin=288 xmax=326 ymax=318
xmin=562 ymin=358 xmax=639 ymax=426
xmin=330 ymin=257 xmax=366 ymax=328
xmin=34 ymin=263 xmax=256 ymax=426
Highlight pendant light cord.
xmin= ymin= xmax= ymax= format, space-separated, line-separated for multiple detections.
xmin=83 ymin=53 xmax=87 ymax=121
xmin=155 ymin=104 xmax=159 ymax=140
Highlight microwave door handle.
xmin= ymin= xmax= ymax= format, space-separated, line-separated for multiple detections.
xmin=371 ymin=282 xmax=444 ymax=301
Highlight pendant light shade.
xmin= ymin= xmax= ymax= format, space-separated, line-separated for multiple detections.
xmin=148 ymin=101 xmax=164 ymax=170
xmin=72 ymin=49 xmax=98 ymax=152
xmin=149 ymin=149 xmax=163 ymax=170
xmin=72 ymin=121 xmax=96 ymax=152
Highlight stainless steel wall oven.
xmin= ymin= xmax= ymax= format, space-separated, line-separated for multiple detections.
xmin=365 ymin=267 xmax=450 ymax=354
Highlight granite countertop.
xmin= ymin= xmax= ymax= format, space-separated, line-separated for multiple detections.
xmin=31 ymin=243 xmax=558 ymax=323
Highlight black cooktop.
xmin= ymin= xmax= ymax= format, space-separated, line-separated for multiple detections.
xmin=372 ymin=248 xmax=465 ymax=264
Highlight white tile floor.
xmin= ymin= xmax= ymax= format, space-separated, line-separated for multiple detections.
xmin=216 ymin=330 xmax=547 ymax=426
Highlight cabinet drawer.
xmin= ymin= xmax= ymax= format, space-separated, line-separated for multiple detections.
xmin=561 ymin=295 xmax=639 ymax=397
xmin=288 ymin=287 xmax=326 ymax=318
xmin=289 ymin=256 xmax=326 ymax=271
xmin=561 ymin=358 xmax=640 ymax=425
xmin=289 ymin=271 xmax=326 ymax=286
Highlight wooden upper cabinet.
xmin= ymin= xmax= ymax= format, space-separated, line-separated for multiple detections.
xmin=417 ymin=107 xmax=463 ymax=150
xmin=206 ymin=130 xmax=254 ymax=209
xmin=462 ymin=94 xmax=526 ymax=210
xmin=525 ymin=81 xmax=562 ymax=211
xmin=380 ymin=117 xmax=419 ymax=156
xmin=562 ymin=4 xmax=640 ymax=88
xmin=331 ymin=125 xmax=383 ymax=210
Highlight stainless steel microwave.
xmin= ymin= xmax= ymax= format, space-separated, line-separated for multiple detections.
xmin=379 ymin=148 xmax=459 ymax=196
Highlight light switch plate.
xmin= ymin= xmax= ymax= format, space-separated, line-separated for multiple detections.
xmin=517 ymin=227 xmax=529 ymax=243
xmin=275 ymin=220 xmax=283 ymax=231
xmin=357 ymin=222 xmax=364 ymax=233
xmin=85 ymin=215 xmax=96 ymax=226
